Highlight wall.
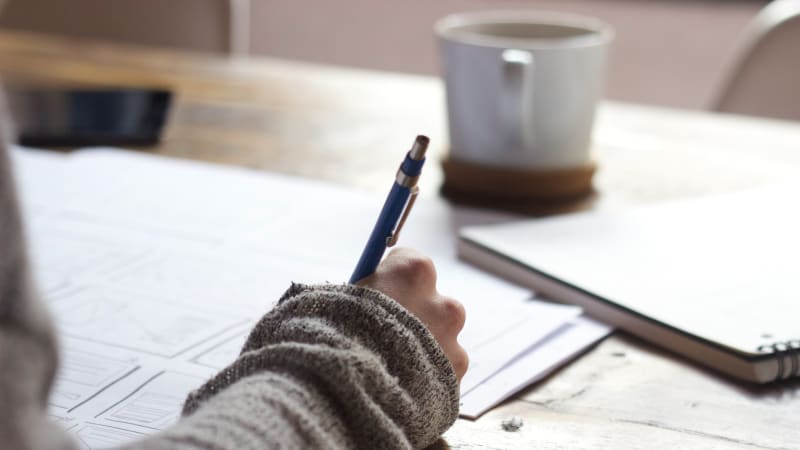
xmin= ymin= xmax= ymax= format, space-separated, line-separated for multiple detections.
xmin=0 ymin=0 xmax=765 ymax=110
xmin=248 ymin=0 xmax=764 ymax=109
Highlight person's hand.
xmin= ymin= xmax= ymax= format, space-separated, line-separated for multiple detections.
xmin=358 ymin=247 xmax=468 ymax=382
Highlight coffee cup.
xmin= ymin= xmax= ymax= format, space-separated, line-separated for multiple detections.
xmin=435 ymin=11 xmax=613 ymax=201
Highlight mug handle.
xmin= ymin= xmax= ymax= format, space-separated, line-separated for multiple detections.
xmin=502 ymin=49 xmax=534 ymax=152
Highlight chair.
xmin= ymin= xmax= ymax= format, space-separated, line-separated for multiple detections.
xmin=0 ymin=0 xmax=250 ymax=55
xmin=711 ymin=0 xmax=800 ymax=121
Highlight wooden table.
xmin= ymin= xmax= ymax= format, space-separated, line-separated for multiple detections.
xmin=1 ymin=30 xmax=799 ymax=449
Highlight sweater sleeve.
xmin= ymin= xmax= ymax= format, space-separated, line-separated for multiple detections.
xmin=0 ymin=123 xmax=75 ymax=450
xmin=123 ymin=283 xmax=460 ymax=450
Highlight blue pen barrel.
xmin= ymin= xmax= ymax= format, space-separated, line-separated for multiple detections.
xmin=349 ymin=181 xmax=411 ymax=284
xmin=349 ymin=137 xmax=428 ymax=284
xmin=400 ymin=152 xmax=425 ymax=177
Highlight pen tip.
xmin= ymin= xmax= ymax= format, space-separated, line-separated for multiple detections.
xmin=410 ymin=135 xmax=429 ymax=159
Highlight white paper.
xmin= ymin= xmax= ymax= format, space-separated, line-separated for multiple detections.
xmin=12 ymin=146 xmax=607 ymax=444
xmin=459 ymin=316 xmax=612 ymax=419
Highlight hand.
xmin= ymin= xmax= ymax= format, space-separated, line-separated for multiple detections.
xmin=358 ymin=247 xmax=468 ymax=382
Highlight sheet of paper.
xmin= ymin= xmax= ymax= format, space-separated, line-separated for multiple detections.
xmin=459 ymin=315 xmax=612 ymax=418
xmin=12 ymin=146 xmax=606 ymax=445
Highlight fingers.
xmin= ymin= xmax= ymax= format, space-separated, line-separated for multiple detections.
xmin=358 ymin=248 xmax=437 ymax=310
xmin=438 ymin=296 xmax=466 ymax=335
xmin=378 ymin=247 xmax=438 ymax=292
xmin=443 ymin=340 xmax=469 ymax=380
xmin=436 ymin=296 xmax=469 ymax=379
xmin=420 ymin=296 xmax=465 ymax=337
xmin=358 ymin=247 xmax=469 ymax=381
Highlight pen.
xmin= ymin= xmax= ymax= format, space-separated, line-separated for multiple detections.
xmin=349 ymin=135 xmax=429 ymax=284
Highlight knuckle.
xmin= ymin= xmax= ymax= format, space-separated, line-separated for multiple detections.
xmin=439 ymin=297 xmax=466 ymax=332
xmin=452 ymin=346 xmax=469 ymax=377
xmin=395 ymin=254 xmax=437 ymax=286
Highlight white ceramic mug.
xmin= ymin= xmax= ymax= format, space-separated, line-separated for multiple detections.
xmin=436 ymin=11 xmax=613 ymax=170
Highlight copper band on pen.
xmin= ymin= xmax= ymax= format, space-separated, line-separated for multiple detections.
xmin=386 ymin=185 xmax=419 ymax=247
xmin=395 ymin=170 xmax=420 ymax=188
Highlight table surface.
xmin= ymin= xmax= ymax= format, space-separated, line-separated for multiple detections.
xmin=1 ymin=30 xmax=799 ymax=450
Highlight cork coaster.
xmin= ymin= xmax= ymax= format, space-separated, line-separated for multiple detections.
xmin=441 ymin=156 xmax=596 ymax=207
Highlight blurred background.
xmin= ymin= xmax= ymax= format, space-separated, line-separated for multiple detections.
xmin=1 ymin=0 xmax=796 ymax=119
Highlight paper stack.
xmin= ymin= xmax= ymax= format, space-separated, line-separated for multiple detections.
xmin=12 ymin=147 xmax=609 ymax=447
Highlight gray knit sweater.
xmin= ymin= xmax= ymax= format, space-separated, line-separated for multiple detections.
xmin=0 ymin=143 xmax=459 ymax=449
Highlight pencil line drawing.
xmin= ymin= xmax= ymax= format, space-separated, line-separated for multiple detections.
xmin=49 ymin=348 xmax=139 ymax=410
xmin=74 ymin=423 xmax=145 ymax=449
xmin=50 ymin=288 xmax=247 ymax=357
xmin=192 ymin=331 xmax=249 ymax=369
xmin=100 ymin=371 xmax=205 ymax=431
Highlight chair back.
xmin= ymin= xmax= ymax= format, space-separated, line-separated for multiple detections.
xmin=712 ymin=0 xmax=800 ymax=121
xmin=0 ymin=0 xmax=248 ymax=55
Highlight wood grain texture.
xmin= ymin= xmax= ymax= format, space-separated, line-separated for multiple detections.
xmin=1 ymin=30 xmax=799 ymax=450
